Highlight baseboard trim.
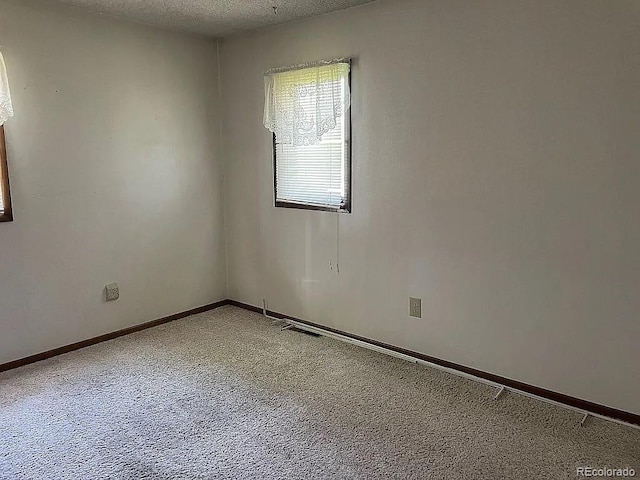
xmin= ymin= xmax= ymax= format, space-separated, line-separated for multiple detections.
xmin=0 ymin=299 xmax=230 ymax=373
xmin=3 ymin=297 xmax=637 ymax=427
xmin=227 ymin=299 xmax=640 ymax=428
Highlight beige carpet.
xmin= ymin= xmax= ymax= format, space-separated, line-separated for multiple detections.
xmin=1 ymin=305 xmax=638 ymax=479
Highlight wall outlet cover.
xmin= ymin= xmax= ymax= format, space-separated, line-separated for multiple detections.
xmin=105 ymin=283 xmax=119 ymax=302
xmin=409 ymin=297 xmax=422 ymax=318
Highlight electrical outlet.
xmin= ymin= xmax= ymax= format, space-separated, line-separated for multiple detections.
xmin=409 ymin=297 xmax=422 ymax=318
xmin=105 ymin=283 xmax=119 ymax=302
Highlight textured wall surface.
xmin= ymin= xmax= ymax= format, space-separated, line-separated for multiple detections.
xmin=220 ymin=0 xmax=640 ymax=414
xmin=0 ymin=0 xmax=227 ymax=363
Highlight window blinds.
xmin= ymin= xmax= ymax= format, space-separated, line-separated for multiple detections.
xmin=275 ymin=104 xmax=348 ymax=208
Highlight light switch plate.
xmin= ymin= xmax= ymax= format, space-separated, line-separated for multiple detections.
xmin=409 ymin=297 xmax=422 ymax=318
xmin=105 ymin=283 xmax=119 ymax=302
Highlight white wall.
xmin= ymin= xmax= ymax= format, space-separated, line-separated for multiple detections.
xmin=0 ymin=0 xmax=227 ymax=363
xmin=220 ymin=0 xmax=640 ymax=414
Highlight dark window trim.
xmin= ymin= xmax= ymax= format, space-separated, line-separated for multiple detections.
xmin=0 ymin=125 xmax=13 ymax=223
xmin=274 ymin=199 xmax=348 ymax=213
xmin=273 ymin=64 xmax=352 ymax=214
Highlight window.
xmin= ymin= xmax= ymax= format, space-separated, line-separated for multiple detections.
xmin=265 ymin=61 xmax=351 ymax=212
xmin=1 ymin=51 xmax=13 ymax=223
xmin=0 ymin=126 xmax=12 ymax=222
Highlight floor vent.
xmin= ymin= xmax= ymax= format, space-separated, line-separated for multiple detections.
xmin=290 ymin=327 xmax=321 ymax=337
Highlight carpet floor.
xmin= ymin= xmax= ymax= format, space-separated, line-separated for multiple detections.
xmin=1 ymin=305 xmax=638 ymax=479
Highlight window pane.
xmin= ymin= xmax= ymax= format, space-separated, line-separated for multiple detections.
xmin=0 ymin=125 xmax=10 ymax=219
xmin=276 ymin=115 xmax=346 ymax=207
xmin=274 ymin=76 xmax=350 ymax=210
xmin=0 ymin=144 xmax=4 ymax=213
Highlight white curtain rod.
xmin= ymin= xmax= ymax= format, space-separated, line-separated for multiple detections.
xmin=264 ymin=57 xmax=351 ymax=75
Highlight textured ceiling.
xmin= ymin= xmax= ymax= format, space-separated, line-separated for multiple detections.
xmin=48 ymin=0 xmax=375 ymax=37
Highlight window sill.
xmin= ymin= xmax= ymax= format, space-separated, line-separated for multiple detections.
xmin=0 ymin=211 xmax=13 ymax=222
xmin=275 ymin=200 xmax=351 ymax=214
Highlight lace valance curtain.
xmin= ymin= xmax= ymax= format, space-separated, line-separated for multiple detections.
xmin=0 ymin=52 xmax=13 ymax=126
xmin=263 ymin=61 xmax=350 ymax=146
